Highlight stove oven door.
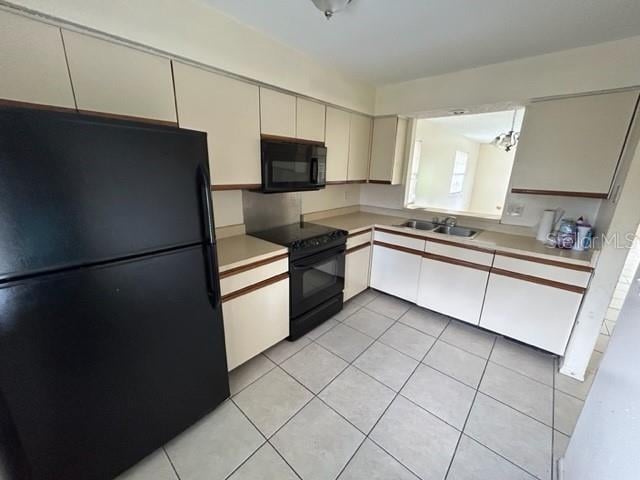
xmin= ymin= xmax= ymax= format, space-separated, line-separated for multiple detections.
xmin=290 ymin=244 xmax=345 ymax=318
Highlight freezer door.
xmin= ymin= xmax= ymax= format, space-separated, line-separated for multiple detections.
xmin=0 ymin=107 xmax=212 ymax=280
xmin=0 ymin=246 xmax=228 ymax=480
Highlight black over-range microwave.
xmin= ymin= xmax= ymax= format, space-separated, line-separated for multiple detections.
xmin=260 ymin=138 xmax=327 ymax=193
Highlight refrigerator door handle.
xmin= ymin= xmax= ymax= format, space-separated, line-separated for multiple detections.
xmin=198 ymin=165 xmax=220 ymax=308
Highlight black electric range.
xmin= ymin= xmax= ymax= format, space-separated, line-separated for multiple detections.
xmin=251 ymin=223 xmax=348 ymax=339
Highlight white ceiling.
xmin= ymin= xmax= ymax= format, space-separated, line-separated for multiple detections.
xmin=425 ymin=109 xmax=525 ymax=143
xmin=201 ymin=0 xmax=640 ymax=86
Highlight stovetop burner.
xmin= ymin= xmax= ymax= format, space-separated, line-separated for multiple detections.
xmin=250 ymin=222 xmax=347 ymax=252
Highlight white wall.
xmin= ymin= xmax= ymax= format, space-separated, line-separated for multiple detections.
xmin=211 ymin=191 xmax=243 ymax=227
xmin=375 ymin=35 xmax=640 ymax=115
xmin=469 ymin=144 xmax=514 ymax=216
xmin=301 ymin=184 xmax=361 ymax=214
xmin=5 ymin=0 xmax=375 ymax=114
xmin=413 ymin=120 xmax=480 ymax=212
xmin=561 ymin=260 xmax=640 ymax=480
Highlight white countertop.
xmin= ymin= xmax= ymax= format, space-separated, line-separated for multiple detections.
xmin=312 ymin=212 xmax=598 ymax=267
xmin=216 ymin=234 xmax=287 ymax=273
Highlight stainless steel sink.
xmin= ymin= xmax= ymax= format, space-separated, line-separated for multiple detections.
xmin=433 ymin=225 xmax=479 ymax=238
xmin=398 ymin=219 xmax=438 ymax=230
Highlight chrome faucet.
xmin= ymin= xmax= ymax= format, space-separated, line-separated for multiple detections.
xmin=433 ymin=216 xmax=458 ymax=227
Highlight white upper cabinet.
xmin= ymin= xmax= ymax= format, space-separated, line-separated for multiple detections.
xmin=325 ymin=107 xmax=351 ymax=182
xmin=62 ymin=30 xmax=176 ymax=122
xmin=0 ymin=11 xmax=75 ymax=108
xmin=510 ymin=90 xmax=639 ymax=196
xmin=173 ymin=62 xmax=261 ymax=187
xmin=369 ymin=116 xmax=408 ymax=184
xmin=260 ymin=88 xmax=296 ymax=137
xmin=296 ymin=98 xmax=326 ymax=142
xmin=348 ymin=113 xmax=373 ymax=182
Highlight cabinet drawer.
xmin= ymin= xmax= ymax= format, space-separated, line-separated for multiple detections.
xmin=220 ymin=255 xmax=288 ymax=297
xmin=480 ymin=273 xmax=582 ymax=354
xmin=223 ymin=277 xmax=289 ymax=370
xmin=374 ymin=229 xmax=426 ymax=252
xmin=347 ymin=230 xmax=372 ymax=250
xmin=425 ymin=239 xmax=494 ymax=266
xmin=493 ymin=252 xmax=591 ymax=288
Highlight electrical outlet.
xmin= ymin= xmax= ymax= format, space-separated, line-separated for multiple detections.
xmin=505 ymin=203 xmax=524 ymax=216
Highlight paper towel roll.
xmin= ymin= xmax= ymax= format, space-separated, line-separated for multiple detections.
xmin=536 ymin=209 xmax=555 ymax=242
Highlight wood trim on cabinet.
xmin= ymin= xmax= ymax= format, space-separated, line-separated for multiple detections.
xmin=424 ymin=236 xmax=495 ymax=254
xmin=374 ymin=226 xmax=428 ymax=241
xmin=373 ymin=240 xmax=423 ymax=257
xmin=0 ymin=98 xmax=77 ymax=114
xmin=423 ymin=252 xmax=491 ymax=272
xmin=368 ymin=180 xmax=392 ymax=184
xmin=346 ymin=242 xmax=371 ymax=255
xmin=0 ymin=99 xmax=179 ymax=128
xmin=77 ymin=109 xmax=179 ymax=127
xmin=326 ymin=180 xmax=349 ymax=185
xmin=491 ymin=268 xmax=586 ymax=294
xmin=345 ymin=179 xmax=367 ymax=184
xmin=219 ymin=252 xmax=289 ymax=279
xmin=347 ymin=228 xmax=372 ymax=238
xmin=495 ymin=251 xmax=594 ymax=272
xmin=511 ymin=188 xmax=608 ymax=199
xmin=260 ymin=133 xmax=325 ymax=146
xmin=211 ymin=184 xmax=261 ymax=191
xmin=221 ymin=272 xmax=289 ymax=303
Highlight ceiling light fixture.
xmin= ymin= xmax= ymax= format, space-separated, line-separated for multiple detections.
xmin=310 ymin=0 xmax=352 ymax=19
xmin=492 ymin=109 xmax=520 ymax=152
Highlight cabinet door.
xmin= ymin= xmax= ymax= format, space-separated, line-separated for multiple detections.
xmin=173 ymin=62 xmax=261 ymax=187
xmin=0 ymin=11 xmax=75 ymax=108
xmin=348 ymin=113 xmax=373 ymax=181
xmin=417 ymin=258 xmax=489 ymax=325
xmin=511 ymin=90 xmax=639 ymax=196
xmin=325 ymin=106 xmax=351 ymax=182
xmin=223 ymin=277 xmax=289 ymax=371
xmin=62 ymin=30 xmax=176 ymax=122
xmin=296 ymin=98 xmax=326 ymax=142
xmin=344 ymin=245 xmax=371 ymax=301
xmin=369 ymin=116 xmax=407 ymax=184
xmin=370 ymin=244 xmax=421 ymax=303
xmin=260 ymin=88 xmax=296 ymax=137
xmin=479 ymin=273 xmax=582 ymax=354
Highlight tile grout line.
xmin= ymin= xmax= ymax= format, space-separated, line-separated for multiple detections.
xmin=443 ymin=339 xmax=549 ymax=480
xmin=443 ymin=336 xmax=496 ymax=479
xmin=162 ymin=447 xmax=182 ymax=480
xmin=258 ymin=302 xmax=412 ymax=478
xmin=226 ymin=395 xmax=305 ymax=480
xmin=232 ymin=293 xmax=559 ymax=480
xmin=332 ymin=314 xmax=453 ymax=480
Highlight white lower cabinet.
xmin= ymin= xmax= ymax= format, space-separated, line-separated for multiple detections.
xmin=479 ymin=272 xmax=583 ymax=355
xmin=417 ymin=258 xmax=489 ymax=325
xmin=344 ymin=245 xmax=371 ymax=301
xmin=222 ymin=277 xmax=289 ymax=371
xmin=370 ymin=243 xmax=422 ymax=303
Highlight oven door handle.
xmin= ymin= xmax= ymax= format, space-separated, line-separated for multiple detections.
xmin=291 ymin=245 xmax=345 ymax=269
xmin=310 ymin=158 xmax=319 ymax=184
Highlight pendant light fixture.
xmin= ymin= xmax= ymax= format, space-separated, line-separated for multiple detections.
xmin=310 ymin=0 xmax=352 ymax=19
xmin=492 ymin=109 xmax=520 ymax=152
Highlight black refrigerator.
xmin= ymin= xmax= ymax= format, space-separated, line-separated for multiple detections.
xmin=0 ymin=107 xmax=230 ymax=480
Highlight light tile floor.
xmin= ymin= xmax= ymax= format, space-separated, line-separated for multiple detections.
xmin=117 ymin=288 xmax=592 ymax=480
